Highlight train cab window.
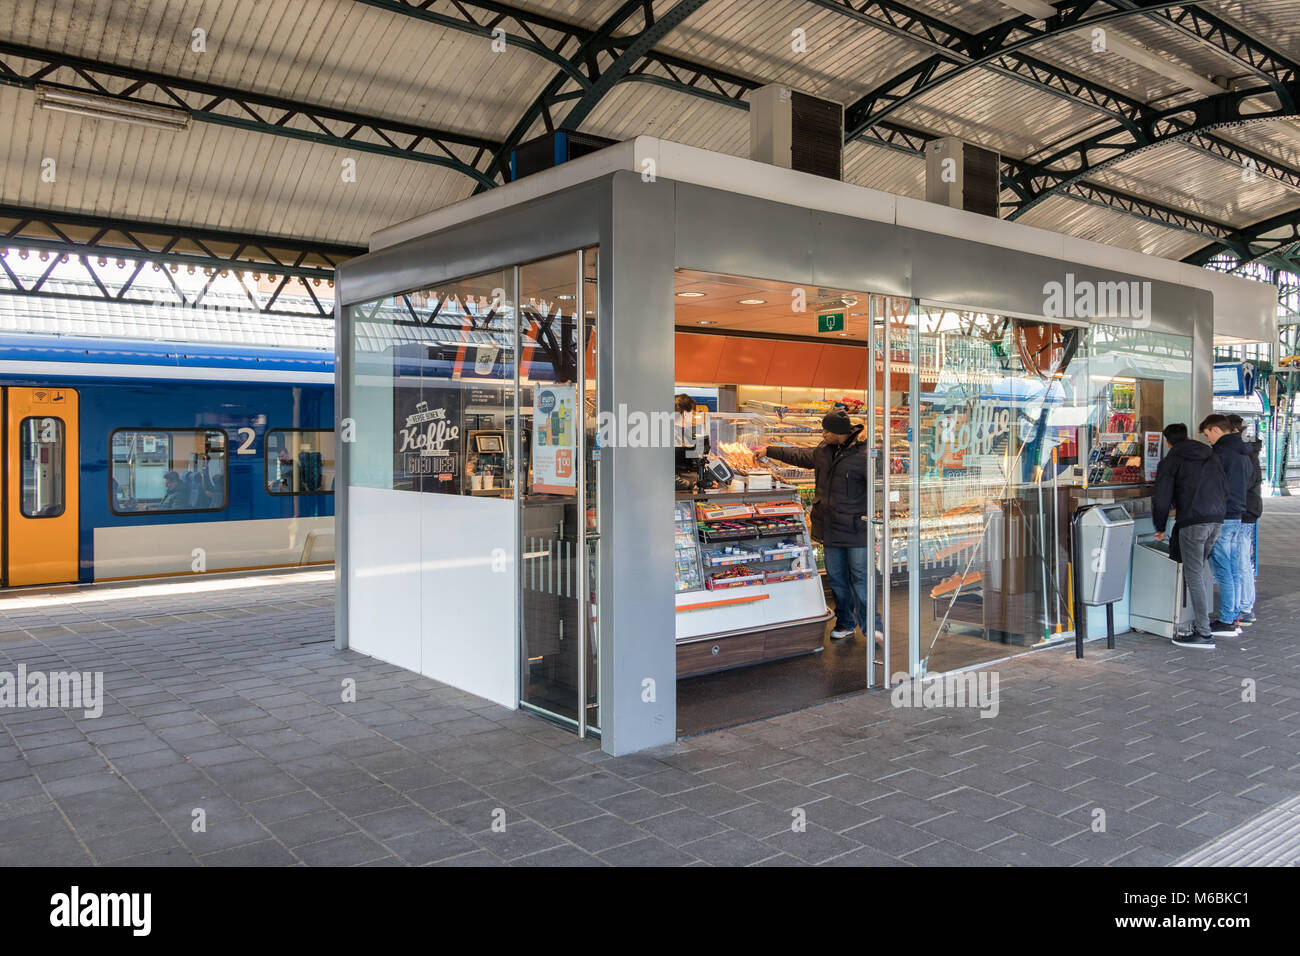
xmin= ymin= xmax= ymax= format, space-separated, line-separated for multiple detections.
xmin=266 ymin=430 xmax=335 ymax=495
xmin=110 ymin=429 xmax=228 ymax=514
xmin=19 ymin=416 xmax=65 ymax=518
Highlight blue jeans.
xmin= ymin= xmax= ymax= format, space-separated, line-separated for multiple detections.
xmin=1236 ymin=522 xmax=1257 ymax=616
xmin=1209 ymin=520 xmax=1245 ymax=623
xmin=824 ymin=545 xmax=882 ymax=634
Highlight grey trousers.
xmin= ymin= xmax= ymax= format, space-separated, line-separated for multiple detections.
xmin=1179 ymin=522 xmax=1222 ymax=637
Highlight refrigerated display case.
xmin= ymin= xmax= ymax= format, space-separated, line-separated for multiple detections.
xmin=675 ymin=490 xmax=830 ymax=677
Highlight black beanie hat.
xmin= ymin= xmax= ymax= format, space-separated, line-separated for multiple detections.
xmin=822 ymin=409 xmax=854 ymax=435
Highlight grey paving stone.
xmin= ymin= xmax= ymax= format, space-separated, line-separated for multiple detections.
xmin=635 ymin=808 xmax=725 ymax=847
xmin=598 ymin=836 xmax=696 ymax=867
xmin=382 ymin=824 xmax=477 ymax=865
xmin=355 ymin=806 xmax=442 ymax=841
xmin=295 ymin=832 xmax=392 ymax=866
xmin=513 ymin=844 xmax=606 ymax=867
xmin=918 ymin=811 xmax=1018 ymax=851
xmin=555 ymin=813 xmax=648 ymax=853
xmin=763 ymin=823 xmax=864 ymax=864
xmin=981 ymin=835 xmax=1086 ymax=866
xmin=472 ymin=819 xmax=567 ymax=861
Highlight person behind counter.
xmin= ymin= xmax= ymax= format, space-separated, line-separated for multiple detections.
xmin=1152 ymin=422 xmax=1227 ymax=649
xmin=764 ymin=409 xmax=881 ymax=644
xmin=674 ymin=394 xmax=706 ymax=489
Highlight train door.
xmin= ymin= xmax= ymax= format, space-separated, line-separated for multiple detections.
xmin=3 ymin=387 xmax=80 ymax=587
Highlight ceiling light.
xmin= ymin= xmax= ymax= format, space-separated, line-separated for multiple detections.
xmin=738 ymin=298 xmax=766 ymax=305
xmin=839 ymin=332 xmax=849 ymax=337
xmin=697 ymin=320 xmax=715 ymax=325
xmin=557 ymin=294 xmax=575 ymax=300
xmin=676 ymin=291 xmax=705 ymax=297
xmin=36 ymin=85 xmax=192 ymax=131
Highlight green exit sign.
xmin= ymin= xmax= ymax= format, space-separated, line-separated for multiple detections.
xmin=818 ymin=312 xmax=844 ymax=333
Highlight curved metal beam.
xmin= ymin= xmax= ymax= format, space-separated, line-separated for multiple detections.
xmin=1004 ymin=80 xmax=1300 ymax=220
xmin=559 ymin=0 xmax=711 ymax=132
xmin=476 ymin=0 xmax=716 ymax=192
xmin=1182 ymin=206 xmax=1300 ymax=266
xmin=814 ymin=0 xmax=1200 ymax=140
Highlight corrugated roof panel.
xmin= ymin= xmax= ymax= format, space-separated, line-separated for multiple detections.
xmin=583 ymin=85 xmax=749 ymax=157
xmin=1018 ymin=193 xmax=1208 ymax=261
xmin=651 ymin=0 xmax=934 ymax=105
xmin=892 ymin=68 xmax=1120 ymax=161
xmin=844 ymin=140 xmax=926 ymax=198
xmin=1092 ymin=141 xmax=1300 ymax=225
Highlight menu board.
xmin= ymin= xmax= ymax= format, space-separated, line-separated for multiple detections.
xmin=532 ymin=384 xmax=576 ymax=495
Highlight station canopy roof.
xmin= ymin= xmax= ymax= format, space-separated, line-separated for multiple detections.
xmin=1 ymin=0 xmax=1299 ymax=280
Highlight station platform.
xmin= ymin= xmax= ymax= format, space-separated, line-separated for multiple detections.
xmin=1 ymin=509 xmax=1297 ymax=867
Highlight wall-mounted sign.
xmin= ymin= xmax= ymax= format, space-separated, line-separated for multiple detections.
xmin=1213 ymin=363 xmax=1248 ymax=396
xmin=394 ymin=387 xmax=462 ymax=493
xmin=532 ymin=385 xmax=576 ymax=495
xmin=818 ymin=312 xmax=844 ymax=333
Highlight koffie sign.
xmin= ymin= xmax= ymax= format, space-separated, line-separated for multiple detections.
xmin=395 ymin=391 xmax=461 ymax=492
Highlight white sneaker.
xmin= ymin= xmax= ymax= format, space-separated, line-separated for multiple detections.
xmin=830 ymin=627 xmax=853 ymax=639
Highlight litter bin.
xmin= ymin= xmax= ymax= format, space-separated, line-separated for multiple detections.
xmin=1071 ymin=504 xmax=1135 ymax=657
xmin=1128 ymin=536 xmax=1193 ymax=638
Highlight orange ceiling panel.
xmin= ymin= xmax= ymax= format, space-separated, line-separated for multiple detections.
xmin=716 ymin=337 xmax=777 ymax=385
xmin=764 ymin=341 xmax=825 ymax=386
xmin=675 ymin=333 xmax=725 ymax=382
xmin=813 ymin=343 xmax=866 ymax=389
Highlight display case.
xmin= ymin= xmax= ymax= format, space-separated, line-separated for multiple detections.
xmin=673 ymin=499 xmax=703 ymax=592
xmin=1088 ymin=379 xmax=1152 ymax=486
xmin=675 ymin=490 xmax=830 ymax=677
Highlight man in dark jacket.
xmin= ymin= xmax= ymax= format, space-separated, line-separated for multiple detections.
xmin=1227 ymin=414 xmax=1262 ymax=624
xmin=1152 ymin=423 xmax=1227 ymax=648
xmin=1200 ymin=414 xmax=1251 ymax=637
xmin=765 ymin=410 xmax=875 ymax=641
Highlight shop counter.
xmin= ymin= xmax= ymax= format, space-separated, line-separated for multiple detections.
xmin=674 ymin=489 xmax=830 ymax=677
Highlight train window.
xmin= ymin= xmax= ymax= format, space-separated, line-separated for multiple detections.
xmin=19 ymin=417 xmax=65 ymax=518
xmin=110 ymin=429 xmax=228 ymax=514
xmin=266 ymin=430 xmax=335 ymax=495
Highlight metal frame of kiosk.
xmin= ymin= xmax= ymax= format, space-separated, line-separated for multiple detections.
xmin=335 ymin=138 xmax=1271 ymax=756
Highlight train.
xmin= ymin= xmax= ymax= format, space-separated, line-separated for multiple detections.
xmin=1 ymin=333 xmax=335 ymax=588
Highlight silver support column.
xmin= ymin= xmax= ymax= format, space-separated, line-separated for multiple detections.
xmin=865 ymin=312 xmax=877 ymax=690
xmin=880 ymin=302 xmax=892 ymax=687
xmin=334 ymin=279 xmax=349 ymax=651
xmin=908 ymin=301 xmax=921 ymax=679
xmin=576 ymin=250 xmax=588 ymax=739
xmin=511 ymin=265 xmax=523 ymax=711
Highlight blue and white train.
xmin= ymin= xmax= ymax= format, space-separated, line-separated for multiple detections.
xmin=1 ymin=333 xmax=334 ymax=587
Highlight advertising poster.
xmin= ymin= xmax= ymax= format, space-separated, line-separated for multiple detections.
xmin=1143 ymin=431 xmax=1163 ymax=482
xmin=532 ymin=384 xmax=576 ymax=495
xmin=394 ymin=385 xmax=463 ymax=494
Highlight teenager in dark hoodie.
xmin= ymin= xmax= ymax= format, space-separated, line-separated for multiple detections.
xmin=1200 ymin=414 xmax=1251 ymax=637
xmin=1227 ymin=414 xmax=1262 ymax=625
xmin=1152 ymin=422 xmax=1227 ymax=648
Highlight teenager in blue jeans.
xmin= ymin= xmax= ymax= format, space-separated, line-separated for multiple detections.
xmin=765 ymin=410 xmax=883 ymax=644
xmin=1200 ymin=414 xmax=1251 ymax=637
xmin=1227 ymin=415 xmax=1262 ymax=625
